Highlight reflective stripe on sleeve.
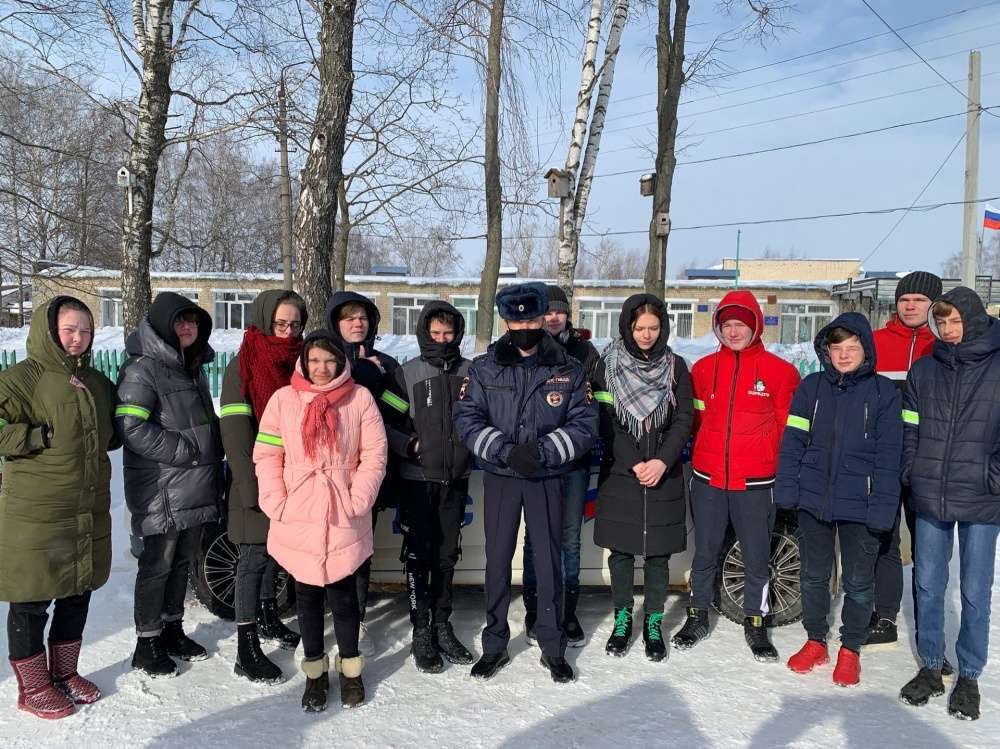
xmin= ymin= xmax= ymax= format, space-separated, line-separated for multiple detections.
xmin=593 ymin=390 xmax=614 ymax=405
xmin=220 ymin=403 xmax=253 ymax=418
xmin=550 ymin=428 xmax=576 ymax=462
xmin=902 ymin=409 xmax=919 ymax=426
xmin=115 ymin=404 xmax=151 ymax=421
xmin=473 ymin=427 xmax=501 ymax=458
xmin=786 ymin=414 xmax=810 ymax=432
xmin=380 ymin=390 xmax=409 ymax=414
xmin=255 ymin=432 xmax=284 ymax=447
xmin=693 ymin=398 xmax=706 ymax=411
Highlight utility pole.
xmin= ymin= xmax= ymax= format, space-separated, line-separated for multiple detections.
xmin=734 ymin=229 xmax=741 ymax=288
xmin=277 ymin=74 xmax=294 ymax=288
xmin=961 ymin=50 xmax=982 ymax=289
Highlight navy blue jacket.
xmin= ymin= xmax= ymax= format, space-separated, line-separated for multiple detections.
xmin=904 ymin=286 xmax=1000 ymax=524
xmin=454 ymin=332 xmax=598 ymax=478
xmin=775 ymin=312 xmax=902 ymax=531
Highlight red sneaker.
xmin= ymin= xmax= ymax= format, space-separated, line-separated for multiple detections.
xmin=833 ymin=646 xmax=861 ymax=687
xmin=787 ymin=640 xmax=829 ymax=673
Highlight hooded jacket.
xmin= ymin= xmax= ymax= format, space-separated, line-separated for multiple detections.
xmin=382 ymin=301 xmax=472 ymax=483
xmin=903 ymin=286 xmax=1000 ymax=523
xmin=116 ymin=292 xmax=223 ymax=536
xmin=220 ymin=290 xmax=306 ymax=545
xmin=690 ymin=290 xmax=801 ymax=490
xmin=252 ymin=344 xmax=387 ymax=587
xmin=775 ymin=313 xmax=903 ymax=531
xmin=872 ymin=314 xmax=935 ymax=386
xmin=324 ymin=291 xmax=400 ymax=395
xmin=0 ymin=298 xmax=119 ymax=602
xmin=454 ymin=332 xmax=599 ymax=479
xmin=592 ymin=294 xmax=694 ymax=556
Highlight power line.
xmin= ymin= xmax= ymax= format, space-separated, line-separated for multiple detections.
xmin=861 ymin=132 xmax=968 ymax=266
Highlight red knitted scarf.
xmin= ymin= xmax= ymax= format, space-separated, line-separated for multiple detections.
xmin=291 ymin=368 xmax=355 ymax=459
xmin=239 ymin=326 xmax=302 ymax=421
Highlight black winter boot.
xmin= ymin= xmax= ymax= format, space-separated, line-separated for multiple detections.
xmin=643 ymin=612 xmax=667 ymax=662
xmin=411 ymin=624 xmax=444 ymax=674
xmin=900 ymin=667 xmax=945 ymax=707
xmin=744 ymin=616 xmax=778 ymax=662
xmin=434 ymin=621 xmax=473 ymax=665
xmin=301 ymin=655 xmax=329 ymax=713
xmin=539 ymin=654 xmax=575 ymax=683
xmin=523 ymin=587 xmax=538 ymax=645
xmin=337 ymin=656 xmax=365 ymax=708
xmin=948 ymin=677 xmax=980 ymax=720
xmin=605 ymin=607 xmax=633 ymax=657
xmin=564 ymin=587 xmax=585 ymax=647
xmin=131 ymin=635 xmax=178 ymax=678
xmin=161 ymin=620 xmax=208 ymax=662
xmin=470 ymin=651 xmax=511 ymax=681
xmin=234 ymin=624 xmax=283 ymax=684
xmin=864 ymin=612 xmax=898 ymax=647
xmin=671 ymin=607 xmax=709 ymax=651
xmin=257 ymin=599 xmax=301 ymax=651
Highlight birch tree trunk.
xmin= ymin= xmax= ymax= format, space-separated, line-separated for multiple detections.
xmin=644 ymin=0 xmax=688 ymax=298
xmin=120 ymin=0 xmax=176 ymax=336
xmin=332 ymin=180 xmax=351 ymax=293
xmin=295 ymin=0 xmax=357 ymax=329
xmin=475 ymin=0 xmax=506 ymax=351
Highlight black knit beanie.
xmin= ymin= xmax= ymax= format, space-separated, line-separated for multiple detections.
xmin=545 ymin=285 xmax=570 ymax=314
xmin=895 ymin=271 xmax=943 ymax=303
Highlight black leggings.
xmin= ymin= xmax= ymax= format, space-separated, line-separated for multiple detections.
xmin=296 ymin=575 xmax=360 ymax=661
xmin=7 ymin=592 xmax=92 ymax=660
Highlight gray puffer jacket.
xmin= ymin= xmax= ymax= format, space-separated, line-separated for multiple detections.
xmin=116 ymin=292 xmax=223 ymax=537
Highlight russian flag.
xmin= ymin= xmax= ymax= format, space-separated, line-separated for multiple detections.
xmin=985 ymin=204 xmax=1000 ymax=231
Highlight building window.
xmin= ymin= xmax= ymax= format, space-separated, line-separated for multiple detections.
xmin=578 ymin=299 xmax=624 ymax=339
xmin=391 ymin=296 xmax=437 ymax=335
xmin=666 ymin=302 xmax=694 ymax=338
xmin=780 ymin=303 xmax=832 ymax=344
xmin=99 ymin=289 xmax=123 ymax=327
xmin=214 ymin=291 xmax=256 ymax=330
xmin=452 ymin=296 xmax=500 ymax=338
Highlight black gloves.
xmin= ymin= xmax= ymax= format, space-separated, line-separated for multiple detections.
xmin=507 ymin=441 xmax=543 ymax=476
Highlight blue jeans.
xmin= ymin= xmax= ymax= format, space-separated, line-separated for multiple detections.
xmin=914 ymin=514 xmax=1000 ymax=679
xmin=523 ymin=467 xmax=589 ymax=590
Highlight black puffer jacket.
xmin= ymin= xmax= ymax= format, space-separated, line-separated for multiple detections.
xmin=383 ymin=301 xmax=472 ymax=483
xmin=904 ymin=286 xmax=1000 ymax=523
xmin=555 ymin=324 xmax=600 ymax=383
xmin=117 ymin=293 xmax=223 ymax=537
xmin=592 ymin=294 xmax=694 ymax=557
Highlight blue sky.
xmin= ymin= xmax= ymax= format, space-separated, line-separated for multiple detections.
xmin=451 ymin=0 xmax=1000 ymax=278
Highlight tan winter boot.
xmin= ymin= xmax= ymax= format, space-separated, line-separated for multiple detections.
xmin=301 ymin=654 xmax=330 ymax=713
xmin=336 ymin=655 xmax=365 ymax=708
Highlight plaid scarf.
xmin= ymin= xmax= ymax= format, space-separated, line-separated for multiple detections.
xmin=603 ymin=337 xmax=676 ymax=441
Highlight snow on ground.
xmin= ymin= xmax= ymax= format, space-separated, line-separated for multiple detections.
xmin=0 ymin=451 xmax=996 ymax=748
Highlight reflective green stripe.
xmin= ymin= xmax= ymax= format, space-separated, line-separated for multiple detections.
xmin=116 ymin=405 xmax=151 ymax=420
xmin=0 ymin=417 xmax=7 ymax=427
xmin=693 ymin=398 xmax=706 ymax=411
xmin=902 ymin=409 xmax=919 ymax=426
xmin=380 ymin=390 xmax=409 ymax=414
xmin=786 ymin=414 xmax=810 ymax=432
xmin=255 ymin=432 xmax=283 ymax=447
xmin=593 ymin=390 xmax=614 ymax=405
xmin=220 ymin=403 xmax=253 ymax=418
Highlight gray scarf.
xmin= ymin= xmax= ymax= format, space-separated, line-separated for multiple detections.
xmin=603 ymin=337 xmax=676 ymax=441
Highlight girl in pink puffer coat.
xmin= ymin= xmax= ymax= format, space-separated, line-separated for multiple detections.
xmin=253 ymin=332 xmax=387 ymax=712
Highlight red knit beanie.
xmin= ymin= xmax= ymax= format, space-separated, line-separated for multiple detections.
xmin=717 ymin=305 xmax=756 ymax=330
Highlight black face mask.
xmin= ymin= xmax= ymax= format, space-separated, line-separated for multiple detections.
xmin=508 ymin=328 xmax=545 ymax=351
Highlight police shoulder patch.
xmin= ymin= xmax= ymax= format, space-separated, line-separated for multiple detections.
xmin=586 ymin=383 xmax=594 ymax=404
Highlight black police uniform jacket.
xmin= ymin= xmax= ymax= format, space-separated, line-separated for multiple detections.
xmin=454 ymin=332 xmax=598 ymax=479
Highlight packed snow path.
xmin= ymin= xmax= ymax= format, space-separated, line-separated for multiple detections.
xmin=0 ymin=460 xmax=996 ymax=748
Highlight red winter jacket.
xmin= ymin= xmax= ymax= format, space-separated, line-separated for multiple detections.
xmin=690 ymin=291 xmax=801 ymax=490
xmin=872 ymin=315 xmax=934 ymax=384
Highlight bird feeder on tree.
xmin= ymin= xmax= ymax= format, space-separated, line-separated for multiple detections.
xmin=545 ymin=168 xmax=571 ymax=199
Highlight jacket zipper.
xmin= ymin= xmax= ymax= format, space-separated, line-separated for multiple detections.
xmin=940 ymin=370 xmax=962 ymax=516
xmin=439 ymin=368 xmax=452 ymax=486
xmin=907 ymin=328 xmax=918 ymax=368
xmin=642 ymin=430 xmax=651 ymax=557
xmin=723 ymin=352 xmax=741 ymax=488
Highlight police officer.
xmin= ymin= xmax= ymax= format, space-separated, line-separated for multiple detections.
xmin=455 ymin=282 xmax=598 ymax=683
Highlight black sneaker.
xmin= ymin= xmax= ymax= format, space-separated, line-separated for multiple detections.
xmin=540 ymin=654 xmax=575 ymax=683
xmin=234 ymin=623 xmax=283 ymax=684
xmin=434 ymin=622 xmax=474 ymax=665
xmin=643 ymin=612 xmax=667 ymax=662
xmin=948 ymin=677 xmax=980 ymax=721
xmin=900 ymin=667 xmax=945 ymax=706
xmin=744 ymin=616 xmax=778 ymax=662
xmin=605 ymin=607 xmax=633 ymax=657
xmin=470 ymin=651 xmax=511 ymax=681
xmin=671 ymin=607 xmax=709 ymax=651
xmin=257 ymin=598 xmax=300 ymax=651
xmin=865 ymin=613 xmax=898 ymax=647
xmin=411 ymin=625 xmax=444 ymax=674
xmin=564 ymin=587 xmax=585 ymax=647
xmin=302 ymin=673 xmax=329 ymax=712
xmin=942 ymin=658 xmax=955 ymax=679
xmin=161 ymin=620 xmax=208 ymax=662
xmin=131 ymin=635 xmax=178 ymax=678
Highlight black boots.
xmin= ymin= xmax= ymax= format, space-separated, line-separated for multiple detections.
xmin=471 ymin=651 xmax=511 ymax=681
xmin=234 ymin=623 xmax=283 ymax=684
xmin=434 ymin=622 xmax=474 ymax=665
xmin=671 ymin=607 xmax=710 ymax=650
xmin=864 ymin=612 xmax=898 ymax=647
xmin=301 ymin=655 xmax=330 ymax=713
xmin=131 ymin=635 xmax=178 ymax=678
xmin=523 ymin=587 xmax=537 ymax=645
xmin=744 ymin=616 xmax=778 ymax=662
xmin=643 ymin=612 xmax=667 ymax=662
xmin=564 ymin=587 xmax=585 ymax=647
xmin=948 ymin=677 xmax=980 ymax=721
xmin=605 ymin=607 xmax=633 ymax=657
xmin=337 ymin=655 xmax=365 ymax=708
xmin=900 ymin=667 xmax=945 ymax=707
xmin=411 ymin=624 xmax=444 ymax=674
xmin=161 ymin=620 xmax=208 ymax=662
xmin=257 ymin=599 xmax=300 ymax=651
xmin=539 ymin=654 xmax=575 ymax=683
